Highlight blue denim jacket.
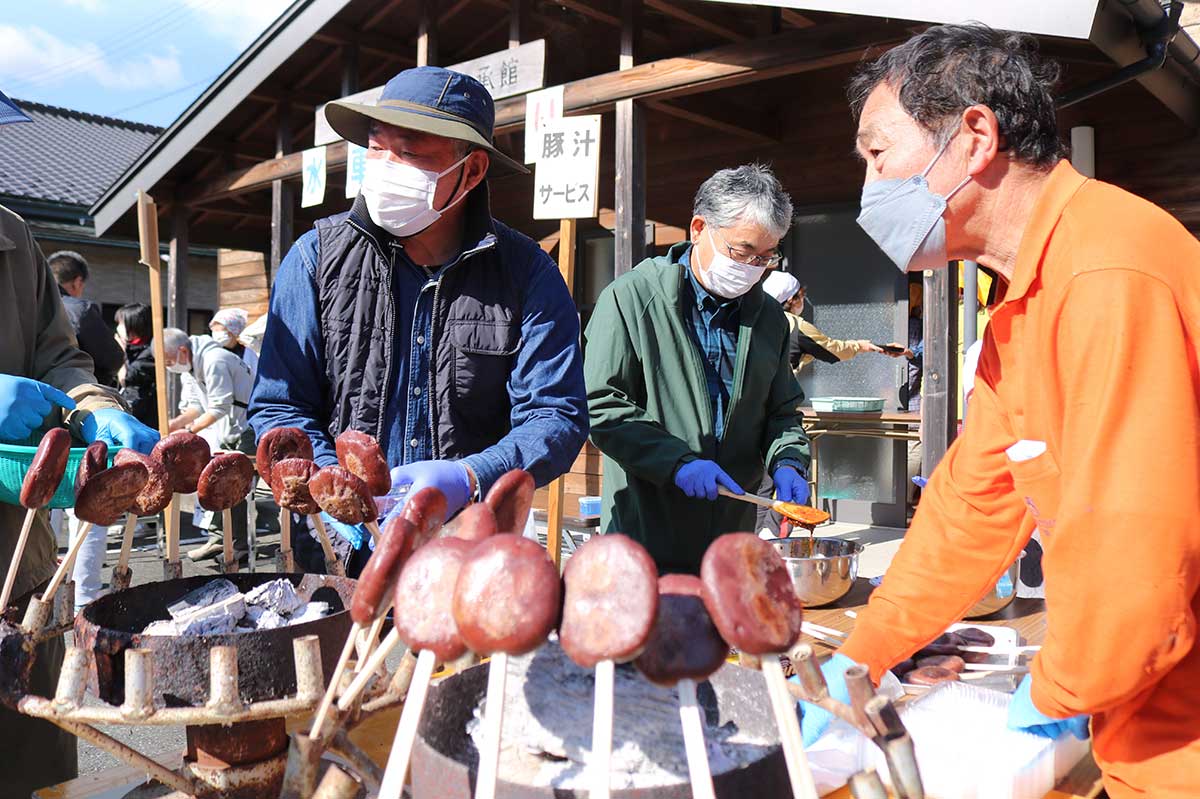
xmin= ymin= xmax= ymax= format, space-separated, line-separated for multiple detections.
xmin=249 ymin=204 xmax=588 ymax=495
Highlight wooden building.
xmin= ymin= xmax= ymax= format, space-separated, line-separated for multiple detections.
xmin=88 ymin=0 xmax=1200 ymax=524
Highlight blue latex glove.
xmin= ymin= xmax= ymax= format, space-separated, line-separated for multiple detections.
xmin=80 ymin=408 xmax=159 ymax=455
xmin=773 ymin=466 xmax=810 ymax=505
xmin=0 ymin=376 xmax=75 ymax=443
xmin=388 ymin=460 xmax=471 ymax=518
xmin=674 ymin=459 xmax=743 ymax=501
xmin=1007 ymin=674 xmax=1090 ymax=740
xmin=796 ymin=652 xmax=857 ymax=746
xmin=320 ymin=511 xmax=369 ymax=551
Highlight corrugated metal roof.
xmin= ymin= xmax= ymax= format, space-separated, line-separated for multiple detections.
xmin=0 ymin=100 xmax=161 ymax=207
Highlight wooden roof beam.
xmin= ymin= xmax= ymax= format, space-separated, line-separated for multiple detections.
xmin=492 ymin=21 xmax=898 ymax=131
xmin=644 ymin=0 xmax=749 ymax=43
xmin=363 ymin=0 xmax=406 ymax=31
xmin=645 ymin=95 xmax=778 ymax=144
xmin=781 ymin=10 xmax=816 ymax=29
xmin=181 ymin=23 xmax=899 ymax=206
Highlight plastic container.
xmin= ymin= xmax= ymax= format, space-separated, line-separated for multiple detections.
xmin=0 ymin=438 xmax=120 ymax=510
xmin=578 ymin=495 xmax=601 ymax=516
xmin=809 ymin=396 xmax=886 ymax=413
xmin=868 ymin=681 xmax=1090 ymax=799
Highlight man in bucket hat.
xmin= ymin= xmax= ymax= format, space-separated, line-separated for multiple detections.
xmin=250 ymin=68 xmax=588 ymax=571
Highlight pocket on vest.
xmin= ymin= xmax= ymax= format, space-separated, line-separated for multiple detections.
xmin=447 ymin=320 xmax=522 ymax=403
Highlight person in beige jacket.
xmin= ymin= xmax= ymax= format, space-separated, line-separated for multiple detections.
xmin=0 ymin=198 xmax=159 ymax=792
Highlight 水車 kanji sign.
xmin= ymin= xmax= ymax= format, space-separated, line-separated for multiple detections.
xmin=533 ymin=115 xmax=601 ymax=220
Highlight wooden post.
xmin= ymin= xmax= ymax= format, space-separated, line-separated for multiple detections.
xmin=167 ymin=204 xmax=189 ymax=418
xmin=417 ymin=0 xmax=438 ymax=67
xmin=545 ymin=218 xmax=578 ymax=570
xmin=341 ymin=42 xmax=359 ymax=96
xmin=508 ymin=0 xmax=523 ymax=49
xmin=138 ymin=193 xmax=178 ymax=567
xmin=270 ymin=100 xmax=294 ymax=283
xmin=921 ymin=266 xmax=958 ymax=473
xmin=614 ymin=0 xmax=646 ymax=277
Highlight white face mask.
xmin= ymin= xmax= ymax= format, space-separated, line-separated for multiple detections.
xmin=362 ymin=153 xmax=471 ymax=238
xmin=166 ymin=348 xmax=190 ymax=374
xmin=699 ymin=226 xmax=766 ymax=299
xmin=211 ymin=330 xmax=233 ymax=347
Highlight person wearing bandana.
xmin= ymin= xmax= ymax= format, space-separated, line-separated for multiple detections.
xmin=584 ymin=164 xmax=811 ymax=574
xmin=249 ymin=67 xmax=587 ymax=575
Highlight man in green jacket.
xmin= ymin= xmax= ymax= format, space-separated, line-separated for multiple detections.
xmin=585 ymin=164 xmax=810 ymax=573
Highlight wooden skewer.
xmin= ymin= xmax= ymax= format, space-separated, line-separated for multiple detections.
xmin=353 ymin=604 xmax=391 ymax=673
xmin=377 ymin=648 xmax=438 ymax=799
xmin=308 ymin=514 xmax=344 ymax=577
xmin=961 ymin=662 xmax=1030 ymax=673
xmin=337 ymin=628 xmax=403 ymax=713
xmin=474 ymin=651 xmax=509 ymax=799
xmin=0 ymin=509 xmax=38 ymax=611
xmin=115 ymin=513 xmax=138 ymax=577
xmin=42 ymin=515 xmax=96 ymax=601
xmin=279 ymin=510 xmax=294 ymax=572
xmin=310 ymin=621 xmax=363 ymax=737
xmin=364 ymin=520 xmax=382 ymax=544
xmin=801 ymin=621 xmax=846 ymax=640
xmin=589 ymin=658 xmax=615 ymax=799
xmin=762 ymin=655 xmax=820 ymax=799
xmin=677 ymin=678 xmax=716 ymax=799
xmin=221 ymin=508 xmax=237 ymax=573
xmin=165 ymin=494 xmax=180 ymax=566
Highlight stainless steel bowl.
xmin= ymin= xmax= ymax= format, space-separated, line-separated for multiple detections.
xmin=963 ymin=553 xmax=1023 ymax=618
xmin=769 ymin=537 xmax=863 ymax=607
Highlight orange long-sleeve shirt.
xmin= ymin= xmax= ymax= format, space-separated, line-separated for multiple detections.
xmin=840 ymin=161 xmax=1200 ymax=797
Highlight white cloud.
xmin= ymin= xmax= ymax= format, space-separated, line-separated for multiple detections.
xmin=0 ymin=25 xmax=184 ymax=92
xmin=181 ymin=0 xmax=292 ymax=47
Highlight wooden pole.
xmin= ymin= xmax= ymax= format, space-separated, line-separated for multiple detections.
xmin=138 ymin=193 xmax=179 ymax=572
xmin=166 ymin=204 xmax=188 ymax=418
xmin=508 ymin=0 xmax=523 ymax=49
xmin=417 ymin=0 xmax=438 ymax=67
xmin=271 ymin=100 xmax=294 ymax=283
xmin=545 ymin=219 xmax=578 ymax=570
xmin=614 ymin=0 xmax=646 ymax=277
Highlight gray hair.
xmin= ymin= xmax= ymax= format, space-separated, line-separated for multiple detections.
xmin=693 ymin=163 xmax=793 ymax=240
xmin=162 ymin=327 xmax=191 ymax=354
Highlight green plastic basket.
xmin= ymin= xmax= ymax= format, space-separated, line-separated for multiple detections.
xmin=0 ymin=436 xmax=121 ymax=509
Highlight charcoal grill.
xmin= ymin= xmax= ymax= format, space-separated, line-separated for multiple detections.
xmin=9 ymin=573 xmax=367 ymax=798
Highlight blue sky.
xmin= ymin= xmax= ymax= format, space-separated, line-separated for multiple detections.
xmin=0 ymin=0 xmax=292 ymax=128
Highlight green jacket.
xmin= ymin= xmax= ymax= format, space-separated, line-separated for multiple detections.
xmin=584 ymin=243 xmax=810 ymax=573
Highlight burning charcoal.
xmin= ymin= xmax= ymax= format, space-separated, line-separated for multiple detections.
xmin=142 ymin=620 xmax=179 ymax=636
xmin=178 ymin=611 xmax=239 ymax=636
xmin=245 ymin=578 xmax=304 ymax=616
xmin=167 ymin=579 xmax=240 ymax=620
xmin=288 ymin=602 xmax=330 ymax=626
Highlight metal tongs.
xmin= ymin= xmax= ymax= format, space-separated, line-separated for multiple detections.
xmin=787 ymin=645 xmax=925 ymax=799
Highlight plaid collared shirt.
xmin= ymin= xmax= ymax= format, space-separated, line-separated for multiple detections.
xmin=681 ymin=247 xmax=740 ymax=442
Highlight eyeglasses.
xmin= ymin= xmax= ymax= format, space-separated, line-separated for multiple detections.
xmin=709 ymin=225 xmax=784 ymax=268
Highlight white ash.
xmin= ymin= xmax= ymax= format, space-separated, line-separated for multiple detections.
xmin=178 ymin=610 xmax=240 ymax=636
xmin=168 ymin=579 xmax=240 ymax=620
xmin=145 ymin=579 xmax=331 ymax=636
xmin=288 ymin=602 xmax=330 ymax=626
xmin=245 ymin=578 xmax=304 ymax=615
xmin=142 ymin=619 xmax=179 ymax=636
xmin=465 ymin=639 xmax=774 ymax=790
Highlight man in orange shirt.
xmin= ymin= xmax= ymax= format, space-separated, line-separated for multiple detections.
xmin=799 ymin=24 xmax=1200 ymax=797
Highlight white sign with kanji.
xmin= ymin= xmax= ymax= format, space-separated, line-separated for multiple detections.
xmin=532 ymin=115 xmax=601 ymax=220
xmin=344 ymin=143 xmax=367 ymax=199
xmin=523 ymin=84 xmax=564 ymax=165
xmin=301 ymin=146 xmax=327 ymax=208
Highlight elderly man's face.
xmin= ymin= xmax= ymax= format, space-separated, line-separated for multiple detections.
xmin=855 ymin=83 xmax=962 ymax=194
xmin=690 ymin=216 xmax=781 ymax=268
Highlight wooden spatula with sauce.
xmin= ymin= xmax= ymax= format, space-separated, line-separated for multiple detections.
xmin=716 ymin=486 xmax=830 ymax=530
